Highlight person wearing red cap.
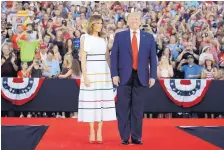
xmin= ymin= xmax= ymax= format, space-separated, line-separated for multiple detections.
xmin=36 ymin=44 xmax=48 ymax=61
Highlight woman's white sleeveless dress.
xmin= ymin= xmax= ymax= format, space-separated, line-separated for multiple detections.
xmin=78 ymin=34 xmax=117 ymax=122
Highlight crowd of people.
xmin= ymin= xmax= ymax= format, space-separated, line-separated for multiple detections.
xmin=1 ymin=1 xmax=224 ymax=118
xmin=1 ymin=1 xmax=224 ymax=79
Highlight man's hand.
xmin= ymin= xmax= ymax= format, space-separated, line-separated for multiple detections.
xmin=188 ymin=74 xmax=193 ymax=78
xmin=149 ymin=78 xmax=155 ymax=88
xmin=112 ymin=76 xmax=120 ymax=86
xmin=181 ymin=59 xmax=186 ymax=64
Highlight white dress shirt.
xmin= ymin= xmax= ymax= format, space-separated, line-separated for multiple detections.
xmin=130 ymin=29 xmax=140 ymax=51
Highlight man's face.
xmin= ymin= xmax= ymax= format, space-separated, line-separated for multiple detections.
xmin=40 ymin=48 xmax=47 ymax=53
xmin=25 ymin=34 xmax=31 ymax=40
xmin=187 ymin=57 xmax=194 ymax=64
xmin=44 ymin=35 xmax=50 ymax=43
xmin=17 ymin=25 xmax=24 ymax=34
xmin=127 ymin=13 xmax=141 ymax=30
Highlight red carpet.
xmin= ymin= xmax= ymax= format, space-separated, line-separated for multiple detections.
xmin=2 ymin=118 xmax=224 ymax=150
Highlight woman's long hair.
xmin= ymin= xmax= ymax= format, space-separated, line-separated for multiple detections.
xmin=204 ymin=59 xmax=215 ymax=69
xmin=71 ymin=59 xmax=81 ymax=77
xmin=86 ymin=15 xmax=104 ymax=37
xmin=64 ymin=38 xmax=74 ymax=51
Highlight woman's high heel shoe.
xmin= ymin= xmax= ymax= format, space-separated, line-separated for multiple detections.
xmin=96 ymin=141 xmax=103 ymax=144
xmin=96 ymin=131 xmax=103 ymax=144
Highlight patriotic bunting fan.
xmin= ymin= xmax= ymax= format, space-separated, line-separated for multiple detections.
xmin=159 ymin=79 xmax=211 ymax=108
xmin=1 ymin=78 xmax=44 ymax=105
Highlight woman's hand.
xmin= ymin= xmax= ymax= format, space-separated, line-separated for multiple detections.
xmin=84 ymin=76 xmax=90 ymax=87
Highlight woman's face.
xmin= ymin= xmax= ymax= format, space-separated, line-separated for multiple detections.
xmin=92 ymin=19 xmax=103 ymax=33
xmin=161 ymin=55 xmax=168 ymax=63
xmin=164 ymin=48 xmax=170 ymax=56
xmin=53 ymin=46 xmax=59 ymax=53
xmin=67 ymin=39 xmax=73 ymax=47
xmin=75 ymin=30 xmax=81 ymax=37
xmin=22 ymin=62 xmax=28 ymax=70
xmin=183 ymin=33 xmax=188 ymax=39
xmin=205 ymin=59 xmax=212 ymax=66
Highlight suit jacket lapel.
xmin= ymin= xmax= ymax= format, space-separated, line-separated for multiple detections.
xmin=126 ymin=29 xmax=132 ymax=56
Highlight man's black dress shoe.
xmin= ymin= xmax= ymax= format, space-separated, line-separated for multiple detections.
xmin=132 ymin=139 xmax=143 ymax=145
xmin=121 ymin=140 xmax=129 ymax=145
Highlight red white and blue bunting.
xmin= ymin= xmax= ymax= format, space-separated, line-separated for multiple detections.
xmin=159 ymin=79 xmax=211 ymax=108
xmin=1 ymin=78 xmax=44 ymax=105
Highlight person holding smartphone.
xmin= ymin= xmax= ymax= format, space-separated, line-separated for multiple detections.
xmin=42 ymin=50 xmax=60 ymax=78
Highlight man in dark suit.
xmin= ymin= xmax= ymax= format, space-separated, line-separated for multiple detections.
xmin=110 ymin=12 xmax=157 ymax=145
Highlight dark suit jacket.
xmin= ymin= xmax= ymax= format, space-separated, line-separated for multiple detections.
xmin=110 ymin=29 xmax=157 ymax=86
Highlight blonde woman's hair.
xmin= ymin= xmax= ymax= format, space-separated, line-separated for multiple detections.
xmin=63 ymin=54 xmax=73 ymax=69
xmin=86 ymin=15 xmax=104 ymax=37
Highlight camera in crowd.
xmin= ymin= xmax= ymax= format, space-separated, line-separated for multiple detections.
xmin=140 ymin=24 xmax=150 ymax=32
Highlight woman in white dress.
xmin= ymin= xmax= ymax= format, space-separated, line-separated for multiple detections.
xmin=78 ymin=15 xmax=116 ymax=144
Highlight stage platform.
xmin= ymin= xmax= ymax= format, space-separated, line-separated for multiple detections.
xmin=2 ymin=118 xmax=224 ymax=150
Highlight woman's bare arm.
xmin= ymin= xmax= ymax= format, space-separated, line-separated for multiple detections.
xmin=80 ymin=36 xmax=88 ymax=78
